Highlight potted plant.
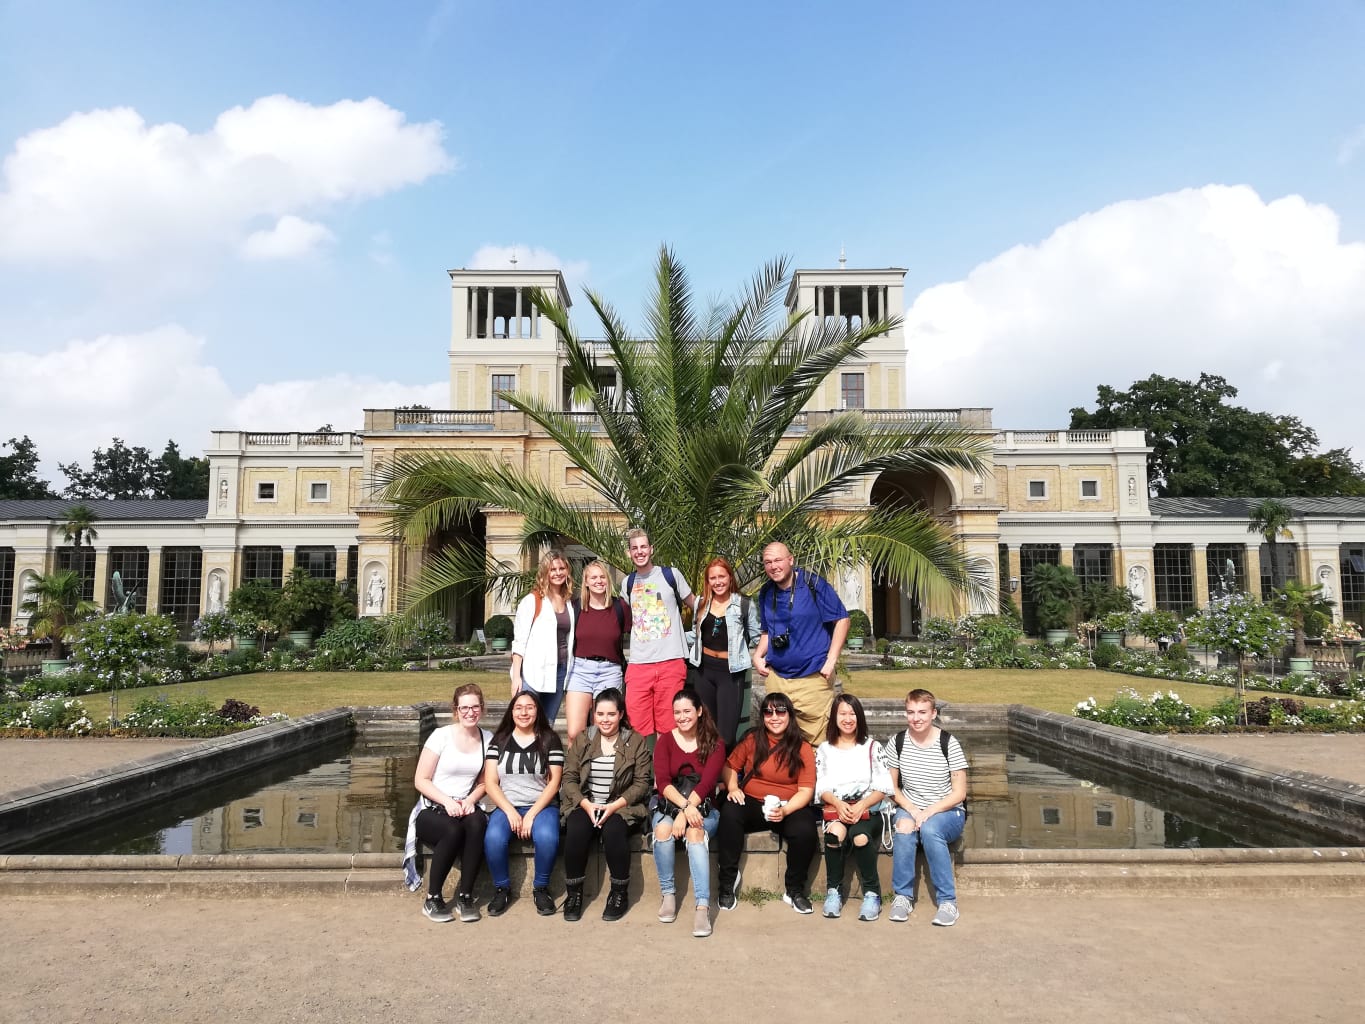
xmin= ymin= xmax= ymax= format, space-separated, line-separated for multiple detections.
xmin=1274 ymin=581 xmax=1330 ymax=676
xmin=226 ymin=580 xmax=281 ymax=651
xmin=19 ymin=569 xmax=99 ymax=674
xmin=276 ymin=567 xmax=338 ymax=649
xmin=484 ymin=614 xmax=514 ymax=652
xmin=847 ymin=609 xmax=871 ymax=650
xmin=1081 ymin=581 xmax=1136 ymax=647
xmin=1029 ymin=563 xmax=1081 ymax=645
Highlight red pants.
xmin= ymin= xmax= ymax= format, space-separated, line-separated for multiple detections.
xmin=624 ymin=659 xmax=688 ymax=736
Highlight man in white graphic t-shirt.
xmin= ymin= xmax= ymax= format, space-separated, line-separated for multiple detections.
xmin=621 ymin=527 xmax=695 ymax=736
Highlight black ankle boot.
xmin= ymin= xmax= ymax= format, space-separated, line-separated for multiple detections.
xmin=602 ymin=880 xmax=629 ymax=922
xmin=563 ymin=882 xmax=584 ymax=922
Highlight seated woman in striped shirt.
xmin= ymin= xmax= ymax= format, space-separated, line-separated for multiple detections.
xmin=559 ymin=688 xmax=653 ymax=922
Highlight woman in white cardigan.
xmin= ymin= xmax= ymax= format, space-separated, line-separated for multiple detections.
xmin=510 ymin=549 xmax=576 ymax=725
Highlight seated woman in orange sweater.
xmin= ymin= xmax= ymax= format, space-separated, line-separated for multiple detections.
xmin=715 ymin=691 xmax=819 ymax=914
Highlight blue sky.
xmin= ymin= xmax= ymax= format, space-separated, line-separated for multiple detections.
xmin=2 ymin=1 xmax=1363 ymax=480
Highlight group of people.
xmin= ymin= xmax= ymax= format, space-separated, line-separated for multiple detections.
xmin=403 ymin=528 xmax=970 ymax=934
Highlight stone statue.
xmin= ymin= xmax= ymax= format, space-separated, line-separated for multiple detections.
xmin=206 ymin=572 xmax=225 ymax=613
xmin=841 ymin=566 xmax=864 ymax=612
xmin=1219 ymin=557 xmax=1237 ymax=595
xmin=1317 ymin=564 xmax=1335 ymax=603
xmin=1127 ymin=564 xmax=1148 ymax=611
xmin=366 ymin=569 xmax=386 ymax=614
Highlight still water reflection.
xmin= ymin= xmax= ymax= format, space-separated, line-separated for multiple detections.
xmin=16 ymin=730 xmax=1336 ymax=855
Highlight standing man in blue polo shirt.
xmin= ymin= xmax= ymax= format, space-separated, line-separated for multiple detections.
xmin=752 ymin=541 xmax=850 ymax=744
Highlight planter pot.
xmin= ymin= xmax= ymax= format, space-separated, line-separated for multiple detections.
xmin=235 ymin=637 xmax=258 ymax=653
xmin=1043 ymin=629 xmax=1072 ymax=646
xmin=490 ymin=637 xmax=510 ymax=652
xmin=1098 ymin=631 xmax=1124 ymax=647
xmin=847 ymin=637 xmax=865 ymax=650
xmin=287 ymin=630 xmax=313 ymax=650
xmin=1287 ymin=656 xmax=1315 ymax=676
xmin=41 ymin=659 xmax=72 ymax=676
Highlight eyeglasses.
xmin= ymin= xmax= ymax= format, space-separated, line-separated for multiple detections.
xmin=761 ymin=706 xmax=789 ymax=718
xmin=457 ymin=705 xmax=482 ymax=716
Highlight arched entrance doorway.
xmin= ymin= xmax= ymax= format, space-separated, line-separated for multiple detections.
xmin=869 ymin=468 xmax=955 ymax=639
xmin=425 ymin=511 xmax=487 ymax=640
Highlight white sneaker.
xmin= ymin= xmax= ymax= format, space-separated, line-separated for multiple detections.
xmin=888 ymin=894 xmax=913 ymax=923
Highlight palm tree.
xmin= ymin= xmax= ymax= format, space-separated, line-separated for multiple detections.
xmin=60 ymin=502 xmax=99 ymax=601
xmin=1275 ymin=580 xmax=1330 ymax=659
xmin=1247 ymin=498 xmax=1292 ymax=594
xmin=380 ymin=248 xmax=993 ymax=613
xmin=20 ymin=569 xmax=99 ymax=660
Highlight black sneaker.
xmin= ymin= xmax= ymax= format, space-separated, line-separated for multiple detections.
xmin=783 ymin=890 xmax=814 ymax=915
xmin=563 ymin=886 xmax=584 ymax=922
xmin=602 ymin=883 xmax=629 ymax=922
xmin=455 ymin=893 xmax=480 ymax=923
xmin=533 ymin=887 xmax=557 ymax=916
xmin=719 ymin=871 xmax=740 ymax=912
xmin=487 ymin=887 xmax=511 ymax=917
xmin=422 ymin=895 xmax=454 ymax=923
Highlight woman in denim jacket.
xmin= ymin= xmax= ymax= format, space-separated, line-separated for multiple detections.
xmin=686 ymin=557 xmax=762 ymax=748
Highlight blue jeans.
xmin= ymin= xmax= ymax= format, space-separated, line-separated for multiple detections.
xmin=892 ymin=806 xmax=965 ymax=904
xmin=651 ymin=807 xmax=720 ymax=904
xmin=528 ymin=662 xmax=567 ymax=725
xmin=484 ymin=804 xmax=561 ymax=889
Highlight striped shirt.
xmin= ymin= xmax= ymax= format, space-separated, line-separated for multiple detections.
xmin=587 ymin=753 xmax=616 ymax=805
xmin=883 ymin=729 xmax=968 ymax=809
xmin=486 ymin=733 xmax=564 ymax=807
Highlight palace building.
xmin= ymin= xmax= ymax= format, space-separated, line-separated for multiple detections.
xmin=4 ymin=260 xmax=1364 ymax=638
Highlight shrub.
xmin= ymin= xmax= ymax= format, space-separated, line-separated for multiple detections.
xmin=218 ymin=698 xmax=262 ymax=722
xmin=847 ymin=609 xmax=871 ymax=639
xmin=919 ymin=617 xmax=957 ymax=645
xmin=875 ymin=637 xmax=889 ymax=655
xmin=1163 ymin=641 xmax=1193 ymax=666
xmin=484 ymin=614 xmax=514 ymax=641
xmin=1091 ymin=642 xmax=1123 ymax=669
xmin=6 ymin=695 xmax=93 ymax=733
xmin=315 ymin=617 xmax=387 ymax=660
xmin=1242 ymin=696 xmax=1304 ymax=727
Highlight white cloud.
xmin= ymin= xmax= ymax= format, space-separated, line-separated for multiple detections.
xmin=1338 ymin=125 xmax=1365 ymax=165
xmin=0 ymin=95 xmax=454 ymax=266
xmin=240 ymin=215 xmax=335 ymax=261
xmin=0 ymin=327 xmax=443 ymax=481
xmin=469 ymin=244 xmax=590 ymax=294
xmin=904 ymin=185 xmax=1365 ymax=456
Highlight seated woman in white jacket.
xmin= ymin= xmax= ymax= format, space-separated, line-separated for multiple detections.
xmin=510 ymin=549 xmax=576 ymax=725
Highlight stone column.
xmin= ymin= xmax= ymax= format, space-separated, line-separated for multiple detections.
xmin=1005 ymin=546 xmax=1023 ymax=615
xmin=485 ymin=287 xmax=494 ymax=339
xmin=92 ymin=548 xmax=110 ymax=609
xmin=145 ymin=549 xmax=163 ymax=614
xmin=833 ymin=285 xmax=841 ymax=326
xmin=1193 ymin=545 xmax=1210 ymax=608
xmin=514 ymin=287 xmax=523 ymax=338
xmin=1243 ymin=544 xmax=1262 ymax=600
xmin=1059 ymin=547 xmax=1074 ymax=569
xmin=861 ymin=284 xmax=868 ymax=327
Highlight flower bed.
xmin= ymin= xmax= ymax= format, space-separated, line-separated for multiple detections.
xmin=1074 ymin=687 xmax=1364 ymax=732
xmin=0 ymin=694 xmax=287 ymax=738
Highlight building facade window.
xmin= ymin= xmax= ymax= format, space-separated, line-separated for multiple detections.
xmin=840 ymin=372 xmax=865 ymax=410
xmin=256 ymin=482 xmax=277 ymax=501
xmin=1259 ymin=542 xmax=1298 ymax=600
xmin=1206 ymin=544 xmax=1246 ymax=595
xmin=308 ymin=482 xmax=329 ymax=502
xmin=1027 ymin=480 xmax=1047 ymax=500
xmin=1153 ymin=544 xmax=1195 ymax=613
xmin=0 ymin=547 xmax=14 ymax=628
xmin=106 ymin=547 xmax=150 ymax=614
xmin=1018 ymin=543 xmax=1061 ymax=634
xmin=55 ymin=546 xmax=97 ymax=602
xmin=159 ymin=547 xmax=203 ymax=634
xmin=491 ymin=374 xmax=516 ymax=411
xmin=295 ymin=546 xmax=337 ymax=580
xmin=1342 ymin=545 xmax=1365 ymax=627
xmin=241 ymin=546 xmax=284 ymax=588
xmin=1079 ymin=479 xmax=1099 ymax=499
xmin=1072 ymin=544 xmax=1114 ymax=590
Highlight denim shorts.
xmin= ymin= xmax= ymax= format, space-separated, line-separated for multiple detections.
xmin=567 ymin=657 xmax=623 ymax=695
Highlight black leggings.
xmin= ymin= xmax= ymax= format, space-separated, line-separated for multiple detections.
xmin=562 ymin=807 xmax=631 ymax=883
xmin=717 ymin=796 xmax=818 ymax=894
xmin=415 ymin=807 xmax=487 ymax=897
xmin=694 ymin=654 xmax=743 ymax=749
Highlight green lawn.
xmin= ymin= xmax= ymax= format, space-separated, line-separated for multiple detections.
xmin=82 ymin=666 xmax=1305 ymax=721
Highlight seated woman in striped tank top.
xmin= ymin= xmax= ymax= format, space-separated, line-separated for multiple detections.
xmin=559 ymin=688 xmax=652 ymax=922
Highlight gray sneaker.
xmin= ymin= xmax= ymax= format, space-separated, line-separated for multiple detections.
xmin=658 ymin=893 xmax=677 ymax=923
xmin=422 ymin=895 xmax=454 ymax=923
xmin=932 ymin=902 xmax=959 ymax=927
xmin=821 ymin=887 xmax=842 ymax=919
xmin=454 ymin=894 xmax=480 ymax=923
xmin=888 ymin=894 xmax=913 ymax=923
